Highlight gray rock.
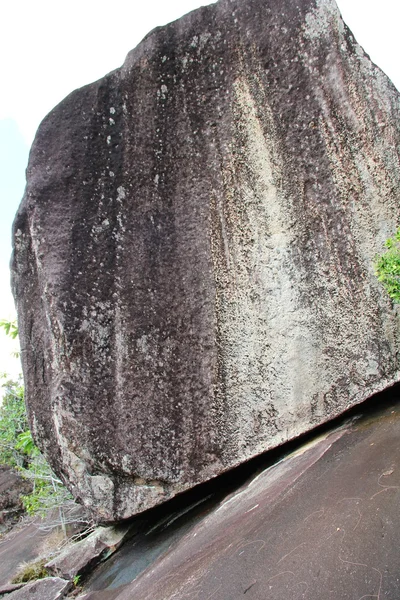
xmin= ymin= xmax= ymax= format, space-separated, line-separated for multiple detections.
xmin=0 ymin=509 xmax=90 ymax=588
xmin=3 ymin=577 xmax=71 ymax=600
xmin=0 ymin=466 xmax=31 ymax=511
xmin=12 ymin=0 xmax=400 ymax=521
xmin=45 ymin=525 xmax=129 ymax=580
xmin=0 ymin=465 xmax=32 ymax=530
xmin=74 ymin=593 xmax=120 ymax=600
xmin=0 ymin=582 xmax=25 ymax=595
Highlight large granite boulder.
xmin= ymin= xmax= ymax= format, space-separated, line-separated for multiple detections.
xmin=12 ymin=0 xmax=400 ymax=521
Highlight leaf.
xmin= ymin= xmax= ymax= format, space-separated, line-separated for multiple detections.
xmin=375 ymin=227 xmax=400 ymax=304
xmin=0 ymin=319 xmax=19 ymax=339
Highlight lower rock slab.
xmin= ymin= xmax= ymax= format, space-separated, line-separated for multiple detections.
xmin=3 ymin=577 xmax=71 ymax=599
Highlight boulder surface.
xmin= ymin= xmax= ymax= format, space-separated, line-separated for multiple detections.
xmin=4 ymin=577 xmax=71 ymax=600
xmin=0 ymin=465 xmax=32 ymax=530
xmin=12 ymin=0 xmax=400 ymax=521
xmin=45 ymin=525 xmax=130 ymax=580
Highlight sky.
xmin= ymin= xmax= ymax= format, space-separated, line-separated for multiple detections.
xmin=0 ymin=0 xmax=399 ymax=379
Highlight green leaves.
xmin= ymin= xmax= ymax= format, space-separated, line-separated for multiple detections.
xmin=375 ymin=228 xmax=400 ymax=304
xmin=1 ymin=320 xmax=77 ymax=524
xmin=0 ymin=376 xmax=73 ymax=518
xmin=20 ymin=452 xmax=73 ymax=517
xmin=0 ymin=376 xmax=29 ymax=467
xmin=15 ymin=429 xmax=39 ymax=457
xmin=0 ymin=319 xmax=19 ymax=340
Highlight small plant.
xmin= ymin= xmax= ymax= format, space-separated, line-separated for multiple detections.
xmin=16 ymin=429 xmax=39 ymax=457
xmin=0 ymin=376 xmax=29 ymax=467
xmin=0 ymin=322 xmax=75 ymax=527
xmin=0 ymin=376 xmax=74 ymax=523
xmin=73 ymin=575 xmax=82 ymax=586
xmin=11 ymin=558 xmax=49 ymax=584
xmin=375 ymin=227 xmax=400 ymax=304
xmin=20 ymin=453 xmax=74 ymax=518
xmin=0 ymin=319 xmax=19 ymax=340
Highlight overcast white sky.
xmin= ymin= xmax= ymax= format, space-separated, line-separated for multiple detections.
xmin=1 ymin=0 xmax=399 ymax=377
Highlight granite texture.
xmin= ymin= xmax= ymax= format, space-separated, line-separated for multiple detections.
xmin=12 ymin=0 xmax=400 ymax=520
xmin=4 ymin=577 xmax=71 ymax=600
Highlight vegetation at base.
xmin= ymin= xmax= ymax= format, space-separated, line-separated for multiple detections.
xmin=375 ymin=228 xmax=400 ymax=304
xmin=11 ymin=558 xmax=50 ymax=584
xmin=0 ymin=376 xmax=28 ymax=467
xmin=0 ymin=320 xmax=74 ymax=521
xmin=0 ymin=374 xmax=74 ymax=518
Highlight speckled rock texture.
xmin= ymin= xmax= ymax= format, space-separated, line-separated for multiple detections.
xmin=12 ymin=0 xmax=400 ymax=521
xmin=45 ymin=525 xmax=129 ymax=579
xmin=0 ymin=465 xmax=32 ymax=529
xmin=4 ymin=577 xmax=71 ymax=600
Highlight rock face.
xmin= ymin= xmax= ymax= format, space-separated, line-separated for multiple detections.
xmin=5 ymin=577 xmax=71 ymax=600
xmin=45 ymin=525 xmax=130 ymax=580
xmin=12 ymin=0 xmax=400 ymax=521
xmin=0 ymin=465 xmax=32 ymax=529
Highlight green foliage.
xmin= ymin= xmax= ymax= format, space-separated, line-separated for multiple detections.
xmin=20 ymin=452 xmax=74 ymax=517
xmin=0 ymin=376 xmax=29 ymax=467
xmin=0 ymin=319 xmax=19 ymax=340
xmin=0 ymin=376 xmax=74 ymax=517
xmin=16 ymin=429 xmax=39 ymax=457
xmin=0 ymin=318 xmax=20 ymax=359
xmin=11 ymin=559 xmax=49 ymax=584
xmin=0 ymin=319 xmax=76 ymax=524
xmin=375 ymin=228 xmax=400 ymax=304
xmin=0 ymin=317 xmax=26 ymax=467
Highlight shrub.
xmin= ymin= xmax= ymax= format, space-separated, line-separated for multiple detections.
xmin=0 ymin=376 xmax=28 ymax=467
xmin=11 ymin=559 xmax=49 ymax=584
xmin=0 ymin=321 xmax=75 ymax=525
xmin=0 ymin=319 xmax=19 ymax=340
xmin=0 ymin=376 xmax=74 ymax=521
xmin=375 ymin=228 xmax=400 ymax=304
xmin=19 ymin=450 xmax=74 ymax=518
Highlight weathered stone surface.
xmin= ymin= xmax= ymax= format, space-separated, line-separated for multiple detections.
xmin=0 ymin=582 xmax=25 ymax=595
xmin=0 ymin=465 xmax=32 ymax=531
xmin=45 ymin=525 xmax=129 ymax=580
xmin=0 ymin=508 xmax=90 ymax=587
xmin=79 ymin=393 xmax=400 ymax=599
xmin=0 ymin=519 xmax=50 ymax=587
xmin=3 ymin=577 xmax=71 ymax=600
xmin=12 ymin=0 xmax=400 ymax=521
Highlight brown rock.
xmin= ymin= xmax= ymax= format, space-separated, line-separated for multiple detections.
xmin=45 ymin=525 xmax=129 ymax=580
xmin=0 ymin=508 xmax=90 ymax=588
xmin=0 ymin=465 xmax=32 ymax=530
xmin=0 ymin=465 xmax=32 ymax=511
xmin=11 ymin=0 xmax=400 ymax=521
xmin=0 ymin=582 xmax=25 ymax=595
xmin=3 ymin=577 xmax=71 ymax=600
